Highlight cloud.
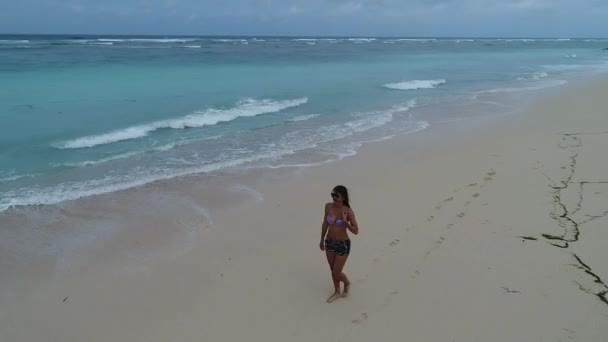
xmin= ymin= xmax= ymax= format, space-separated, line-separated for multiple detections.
xmin=1 ymin=0 xmax=607 ymax=37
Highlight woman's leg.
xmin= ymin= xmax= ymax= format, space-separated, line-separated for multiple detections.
xmin=325 ymin=251 xmax=341 ymax=302
xmin=332 ymin=254 xmax=350 ymax=297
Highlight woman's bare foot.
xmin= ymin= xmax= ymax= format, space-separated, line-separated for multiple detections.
xmin=326 ymin=292 xmax=341 ymax=303
xmin=342 ymin=280 xmax=350 ymax=298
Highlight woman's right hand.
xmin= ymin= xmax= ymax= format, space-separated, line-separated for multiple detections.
xmin=319 ymin=240 xmax=325 ymax=251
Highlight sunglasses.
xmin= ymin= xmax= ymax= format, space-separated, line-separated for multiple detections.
xmin=331 ymin=191 xmax=341 ymax=199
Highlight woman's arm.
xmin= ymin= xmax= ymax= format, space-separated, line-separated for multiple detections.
xmin=345 ymin=208 xmax=359 ymax=235
xmin=320 ymin=204 xmax=329 ymax=250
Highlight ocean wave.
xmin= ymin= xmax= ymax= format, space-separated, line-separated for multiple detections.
xmin=516 ymin=71 xmax=549 ymax=81
xmin=1 ymin=100 xmax=423 ymax=212
xmin=348 ymin=38 xmax=376 ymax=43
xmin=271 ymin=100 xmax=423 ymax=163
xmin=213 ymin=39 xmax=247 ymax=43
xmin=184 ymin=45 xmax=202 ymax=48
xmin=565 ymin=54 xmax=577 ymax=58
xmin=97 ymin=38 xmax=197 ymax=43
xmin=0 ymin=173 xmax=37 ymax=183
xmin=495 ymin=39 xmax=536 ymax=42
xmin=0 ymin=39 xmax=29 ymax=44
xmin=279 ymin=100 xmax=417 ymax=149
xmin=384 ymin=38 xmax=436 ymax=43
xmin=383 ymin=79 xmax=446 ymax=90
xmin=53 ymin=151 xmax=143 ymax=168
xmin=289 ymin=114 xmax=320 ymax=122
xmin=477 ymin=79 xmax=567 ymax=94
xmin=55 ymin=98 xmax=308 ymax=149
xmin=56 ymin=141 xmax=193 ymax=167
xmin=542 ymin=64 xmax=587 ymax=71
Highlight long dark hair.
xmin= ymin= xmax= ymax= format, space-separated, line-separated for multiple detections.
xmin=333 ymin=185 xmax=351 ymax=209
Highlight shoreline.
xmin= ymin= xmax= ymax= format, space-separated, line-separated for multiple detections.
xmin=2 ymin=76 xmax=608 ymax=341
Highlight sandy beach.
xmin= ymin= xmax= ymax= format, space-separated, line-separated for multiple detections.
xmin=2 ymin=77 xmax=608 ymax=341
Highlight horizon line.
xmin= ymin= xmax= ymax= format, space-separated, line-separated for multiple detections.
xmin=1 ymin=33 xmax=607 ymax=40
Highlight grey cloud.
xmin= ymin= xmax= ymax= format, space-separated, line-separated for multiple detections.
xmin=1 ymin=0 xmax=607 ymax=36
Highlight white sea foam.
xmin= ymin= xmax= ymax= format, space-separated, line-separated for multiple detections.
xmin=54 ymin=151 xmax=143 ymax=168
xmin=277 ymin=100 xmax=418 ymax=153
xmin=0 ymin=40 xmax=29 ymax=44
xmin=55 ymin=98 xmax=308 ymax=149
xmin=213 ymin=39 xmax=247 ymax=43
xmin=495 ymin=39 xmax=536 ymax=42
xmin=477 ymin=79 xmax=567 ymax=94
xmin=184 ymin=45 xmax=202 ymax=48
xmin=542 ymin=64 xmax=586 ymax=71
xmin=565 ymin=54 xmax=577 ymax=58
xmin=58 ymin=141 xmax=190 ymax=167
xmin=289 ymin=114 xmax=320 ymax=122
xmin=98 ymin=38 xmax=196 ymax=43
xmin=348 ymin=38 xmax=376 ymax=43
xmin=153 ymin=143 xmax=180 ymax=152
xmin=0 ymin=173 xmax=37 ymax=183
xmin=383 ymin=79 xmax=447 ymax=90
xmin=517 ymin=71 xmax=549 ymax=81
xmin=1 ymin=100 xmax=423 ymax=212
xmin=384 ymin=38 xmax=436 ymax=43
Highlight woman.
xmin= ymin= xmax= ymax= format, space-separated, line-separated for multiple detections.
xmin=320 ymin=185 xmax=359 ymax=303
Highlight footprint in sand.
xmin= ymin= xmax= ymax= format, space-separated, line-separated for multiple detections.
xmin=444 ymin=196 xmax=454 ymax=202
xmin=426 ymin=215 xmax=435 ymax=222
xmin=468 ymin=183 xmax=478 ymax=187
xmin=484 ymin=176 xmax=493 ymax=181
xmin=473 ymin=193 xmax=480 ymax=198
xmin=352 ymin=312 xmax=368 ymax=324
xmin=389 ymin=239 xmax=400 ymax=246
xmin=390 ymin=290 xmax=399 ymax=295
xmin=457 ymin=212 xmax=465 ymax=217
xmin=487 ymin=170 xmax=496 ymax=176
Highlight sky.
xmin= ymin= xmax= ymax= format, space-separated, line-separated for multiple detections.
xmin=1 ymin=0 xmax=607 ymax=37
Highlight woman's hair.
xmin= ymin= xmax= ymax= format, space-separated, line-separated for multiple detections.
xmin=333 ymin=185 xmax=351 ymax=208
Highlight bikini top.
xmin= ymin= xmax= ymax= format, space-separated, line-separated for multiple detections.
xmin=327 ymin=215 xmax=346 ymax=227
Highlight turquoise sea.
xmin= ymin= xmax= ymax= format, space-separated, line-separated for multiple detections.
xmin=1 ymin=35 xmax=607 ymax=211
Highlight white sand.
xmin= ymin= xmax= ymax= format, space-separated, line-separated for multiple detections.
xmin=2 ymin=79 xmax=608 ymax=341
